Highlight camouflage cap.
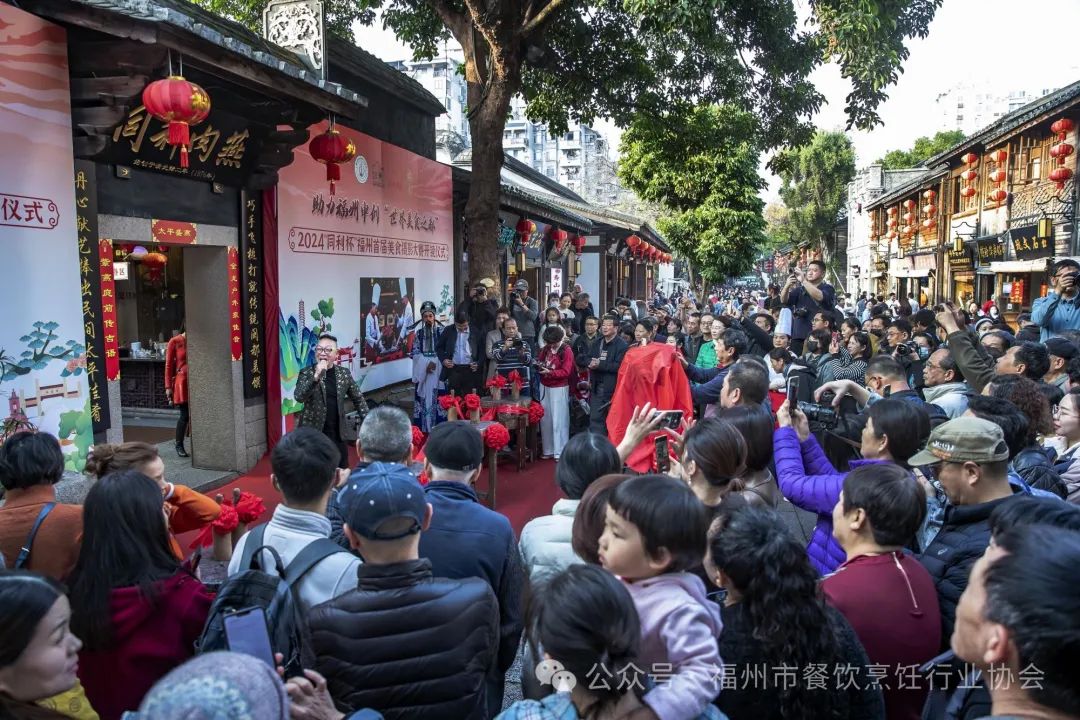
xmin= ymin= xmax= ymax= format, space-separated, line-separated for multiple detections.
xmin=907 ymin=416 xmax=1010 ymax=466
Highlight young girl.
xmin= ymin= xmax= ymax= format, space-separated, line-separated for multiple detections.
xmin=497 ymin=565 xmax=723 ymax=720
xmin=68 ymin=471 xmax=212 ymax=720
xmin=598 ymin=475 xmax=722 ymax=720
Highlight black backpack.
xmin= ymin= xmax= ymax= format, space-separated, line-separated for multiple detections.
xmin=196 ymin=524 xmax=347 ymax=677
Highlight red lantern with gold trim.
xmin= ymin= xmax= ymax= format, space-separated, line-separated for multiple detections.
xmin=141 ymin=76 xmax=211 ymax=169
xmin=1050 ymin=166 xmax=1074 ymax=189
xmin=550 ymin=228 xmax=569 ymax=251
xmin=309 ymin=127 xmax=357 ymax=195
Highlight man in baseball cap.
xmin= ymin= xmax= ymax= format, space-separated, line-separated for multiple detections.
xmin=1043 ymin=336 xmax=1077 ymax=392
xmin=912 ymin=416 xmax=1023 ymax=643
xmin=308 ymin=460 xmax=501 ymax=718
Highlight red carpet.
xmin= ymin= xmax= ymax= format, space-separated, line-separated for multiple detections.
xmin=177 ymin=450 xmax=563 ymax=549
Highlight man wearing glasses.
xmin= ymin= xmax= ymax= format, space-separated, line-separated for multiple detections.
xmin=922 ymin=348 xmax=969 ymax=419
xmin=1032 ymin=258 xmax=1080 ymax=341
xmin=295 ymin=333 xmax=369 ymax=468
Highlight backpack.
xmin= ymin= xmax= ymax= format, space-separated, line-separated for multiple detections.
xmin=196 ymin=524 xmax=347 ymax=677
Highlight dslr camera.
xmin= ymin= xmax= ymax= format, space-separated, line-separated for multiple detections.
xmin=797 ymin=400 xmax=839 ymax=428
xmin=509 ymin=291 xmax=519 ymax=302
xmin=792 ymin=307 xmax=810 ymax=320
xmin=894 ymin=341 xmax=917 ymax=358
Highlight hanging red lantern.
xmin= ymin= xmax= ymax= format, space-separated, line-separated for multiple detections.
xmin=308 ymin=127 xmax=357 ymax=195
xmin=626 ymin=234 xmax=642 ymax=249
xmin=902 ymin=212 xmax=914 ymax=224
xmin=960 ymin=186 xmax=977 ymax=198
xmin=1051 ymin=118 xmax=1075 ymax=136
xmin=141 ymin=76 xmax=211 ymax=169
xmin=1049 ymin=166 xmax=1074 ymax=189
xmin=988 ymin=188 xmax=1008 ymax=203
xmin=989 ymin=149 xmax=1008 ymax=164
xmin=1051 ymin=143 xmax=1075 ymax=159
xmin=989 ymin=169 xmax=1007 ymax=183
xmin=961 ymin=152 xmax=979 ymax=165
xmin=550 ymin=229 xmax=569 ymax=249
xmin=887 ymin=218 xmax=898 ymax=228
xmin=573 ymin=235 xmax=586 ymax=253
xmin=903 ymin=199 xmax=916 ymax=210
xmin=921 ymin=219 xmax=936 ymax=229
xmin=887 ymin=206 xmax=898 ymax=215
xmin=922 ymin=189 xmax=936 ymax=200
xmin=923 ymin=204 xmax=937 ymax=215
xmin=961 ymin=169 xmax=978 ymax=183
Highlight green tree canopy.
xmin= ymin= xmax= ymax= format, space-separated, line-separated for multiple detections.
xmin=619 ymin=105 xmax=765 ymax=282
xmin=192 ymin=0 xmax=942 ymax=287
xmin=878 ymin=129 xmax=966 ymax=169
xmin=775 ymin=130 xmax=856 ymax=250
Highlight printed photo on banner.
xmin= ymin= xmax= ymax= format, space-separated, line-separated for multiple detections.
xmin=360 ymin=277 xmax=415 ymax=366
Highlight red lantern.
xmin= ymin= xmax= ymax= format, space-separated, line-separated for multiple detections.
xmin=308 ymin=128 xmax=357 ymax=195
xmin=922 ymin=189 xmax=936 ymax=200
xmin=1050 ymin=166 xmax=1074 ymax=189
xmin=923 ymin=204 xmax=936 ymax=215
xmin=989 ymin=169 xmax=1007 ymax=183
xmin=1051 ymin=143 xmax=1075 ymax=159
xmin=961 ymin=170 xmax=978 ymax=183
xmin=626 ymin=234 xmax=642 ymax=249
xmin=921 ymin=219 xmax=936 ymax=229
xmin=573 ymin=235 xmax=586 ymax=253
xmin=903 ymin=199 xmax=916 ymax=210
xmin=141 ymin=76 xmax=211 ymax=168
xmin=551 ymin=229 xmax=569 ymax=249
xmin=516 ymin=219 xmax=537 ymax=239
xmin=961 ymin=152 xmax=979 ymax=165
xmin=1051 ymin=118 xmax=1075 ymax=136
xmin=989 ymin=149 xmax=1008 ymax=164
xmin=988 ymin=189 xmax=1007 ymax=203
xmin=902 ymin=212 xmax=914 ymax=224
xmin=887 ymin=207 xmax=897 ymax=215
xmin=960 ymin=186 xmax=977 ymax=198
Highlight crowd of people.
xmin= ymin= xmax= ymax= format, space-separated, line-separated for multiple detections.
xmin=2 ymin=261 xmax=1080 ymax=720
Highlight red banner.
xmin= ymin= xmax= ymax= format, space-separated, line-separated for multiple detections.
xmin=227 ymin=246 xmax=242 ymax=361
xmin=98 ymin=239 xmax=120 ymax=380
xmin=151 ymin=218 xmax=197 ymax=244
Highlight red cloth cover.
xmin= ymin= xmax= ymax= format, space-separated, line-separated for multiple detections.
xmin=606 ymin=343 xmax=693 ymax=473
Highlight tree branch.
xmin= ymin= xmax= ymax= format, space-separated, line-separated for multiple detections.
xmin=521 ymin=0 xmax=572 ymax=36
xmin=423 ymin=0 xmax=469 ymax=42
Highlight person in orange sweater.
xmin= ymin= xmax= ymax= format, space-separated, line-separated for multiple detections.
xmin=85 ymin=442 xmax=219 ymax=560
xmin=165 ymin=330 xmax=190 ymax=457
xmin=0 ymin=432 xmax=83 ymax=580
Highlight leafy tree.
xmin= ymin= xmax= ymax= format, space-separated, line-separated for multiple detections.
xmin=619 ymin=104 xmax=764 ymax=283
xmin=193 ymin=0 xmax=941 ymax=288
xmin=878 ymin=129 xmax=966 ymax=169
xmin=775 ymin=130 xmax=856 ymax=252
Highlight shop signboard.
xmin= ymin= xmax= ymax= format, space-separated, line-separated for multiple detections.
xmin=948 ymin=247 xmax=974 ymax=271
xmin=1010 ymin=224 xmax=1052 ymax=261
xmin=276 ymin=121 xmax=453 ymax=428
xmin=976 ymin=237 xmax=1005 ymax=264
xmin=0 ymin=6 xmax=94 ymax=470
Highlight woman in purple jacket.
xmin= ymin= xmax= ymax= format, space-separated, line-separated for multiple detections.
xmin=774 ymin=398 xmax=929 ymax=574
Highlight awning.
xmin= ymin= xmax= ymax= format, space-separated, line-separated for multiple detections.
xmin=989 ymin=260 xmax=1050 ymax=273
xmin=893 ymin=267 xmax=931 ymax=278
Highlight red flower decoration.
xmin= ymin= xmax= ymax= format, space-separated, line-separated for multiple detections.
xmin=234 ymin=491 xmax=266 ymax=524
xmin=464 ymin=393 xmax=482 ymax=411
xmin=484 ymin=423 xmax=511 ymax=450
xmin=418 ymin=469 xmax=430 ymax=485
xmin=527 ymin=401 xmax=545 ymax=425
xmin=507 ymin=370 xmax=524 ymax=390
xmin=211 ymin=503 xmax=239 ymax=534
xmin=411 ymin=425 xmax=426 ymax=449
xmin=438 ymin=395 xmax=458 ymax=410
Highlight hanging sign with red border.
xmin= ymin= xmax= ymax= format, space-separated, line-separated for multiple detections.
xmin=98 ymin=239 xmax=120 ymax=380
xmin=227 ymin=246 xmax=242 ymax=361
xmin=151 ymin=219 xmax=198 ymax=244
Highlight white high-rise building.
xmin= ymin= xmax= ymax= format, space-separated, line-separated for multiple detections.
xmin=388 ymin=46 xmax=470 ymax=161
xmin=933 ymin=81 xmax=1058 ymax=135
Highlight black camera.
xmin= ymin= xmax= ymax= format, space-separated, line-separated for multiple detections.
xmin=793 ymin=307 xmax=810 ymax=319
xmin=509 ymin=292 xmax=519 ymax=302
xmin=798 ymin=400 xmax=839 ymax=428
xmin=894 ymin=341 xmax=916 ymax=357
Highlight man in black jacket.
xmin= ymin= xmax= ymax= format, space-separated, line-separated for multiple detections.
xmin=418 ymin=422 xmax=524 ymax=716
xmin=910 ymin=417 xmax=1019 ymax=648
xmin=457 ymin=279 xmax=499 ymax=337
xmin=588 ymin=314 xmax=628 ymax=436
xmin=436 ymin=311 xmax=483 ymax=396
xmin=308 ymin=462 xmax=499 ymax=720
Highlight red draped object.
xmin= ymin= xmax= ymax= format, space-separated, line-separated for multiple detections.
xmin=606 ymin=343 xmax=693 ymax=473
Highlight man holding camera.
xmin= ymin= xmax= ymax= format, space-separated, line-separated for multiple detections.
xmin=457 ymin=278 xmax=499 ymax=337
xmin=507 ymin=279 xmax=540 ymax=348
xmin=780 ymin=260 xmax=836 ymax=354
xmin=1032 ymin=258 xmax=1080 ymax=341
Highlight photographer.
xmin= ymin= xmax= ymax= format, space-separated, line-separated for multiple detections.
xmin=780 ymin=260 xmax=836 ymax=354
xmin=1032 ymin=258 xmax=1080 ymax=340
xmin=491 ymin=317 xmax=533 ymax=396
xmin=774 ymin=398 xmax=928 ymax=575
xmin=935 ymin=302 xmax=997 ymax=394
xmin=457 ymin=279 xmax=499 ymax=337
xmin=816 ymin=356 xmax=948 ymax=428
xmin=509 ymin=279 xmax=539 ymax=347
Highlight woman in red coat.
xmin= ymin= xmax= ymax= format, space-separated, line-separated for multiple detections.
xmin=68 ymin=470 xmax=212 ymax=720
xmin=164 ymin=330 xmax=189 ymax=457
xmin=536 ymin=325 xmax=576 ymax=459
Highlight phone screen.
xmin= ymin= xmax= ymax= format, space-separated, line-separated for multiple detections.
xmin=223 ymin=607 xmax=275 ymax=669
xmin=658 ymin=410 xmax=684 ymax=430
xmin=832 ymin=332 xmax=840 ymax=345
xmin=787 ymin=376 xmax=800 ymax=411
xmin=654 ymin=435 xmax=671 ymax=473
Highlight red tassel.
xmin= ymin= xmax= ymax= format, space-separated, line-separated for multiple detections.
xmin=327 ymin=163 xmax=340 ymax=195
xmin=168 ymin=120 xmax=190 ymax=147
xmin=179 ymin=146 xmax=189 ymax=168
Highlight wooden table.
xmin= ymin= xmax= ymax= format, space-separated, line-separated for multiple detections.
xmin=481 ymin=396 xmax=536 ymax=471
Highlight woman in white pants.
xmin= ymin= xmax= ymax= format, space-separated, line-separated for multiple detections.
xmin=536 ymin=325 xmax=575 ymax=459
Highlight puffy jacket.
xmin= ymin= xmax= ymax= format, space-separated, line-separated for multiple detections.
xmin=916 ymin=493 xmax=1019 ymax=647
xmin=922 ymin=382 xmax=970 ymax=420
xmin=1053 ymin=445 xmax=1080 ymax=503
xmin=1012 ymin=446 xmax=1067 ymax=498
xmin=308 ymin=558 xmax=498 ymax=720
xmin=774 ymin=427 xmax=891 ymax=575
xmin=518 ymin=498 xmax=581 ymax=583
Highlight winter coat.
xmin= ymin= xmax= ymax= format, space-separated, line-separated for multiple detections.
xmin=294 ymin=364 xmax=368 ymax=442
xmin=1012 ymin=445 xmax=1067 ymax=498
xmin=164 ymin=483 xmax=221 ymax=561
xmin=164 ymin=334 xmax=188 ymax=405
xmin=518 ymin=498 xmax=581 ymax=583
xmin=1053 ymin=443 xmax=1080 ymax=503
xmin=916 ymin=493 xmax=1019 ymax=647
xmin=716 ymin=602 xmax=884 ymax=720
xmin=590 ymin=335 xmax=628 ymax=404
xmin=625 ymin=572 xmax=723 ymax=720
xmin=78 ymin=571 xmax=212 ymax=720
xmin=0 ymin=483 xmax=82 ymax=580
xmin=922 ymin=382 xmax=970 ymax=419
xmin=308 ymin=558 xmax=498 ymax=720
xmin=773 ymin=427 xmax=892 ymax=575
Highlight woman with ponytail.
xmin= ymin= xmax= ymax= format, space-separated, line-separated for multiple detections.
xmin=707 ymin=506 xmax=884 ymax=720
xmin=496 ymin=564 xmax=722 ymax=720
